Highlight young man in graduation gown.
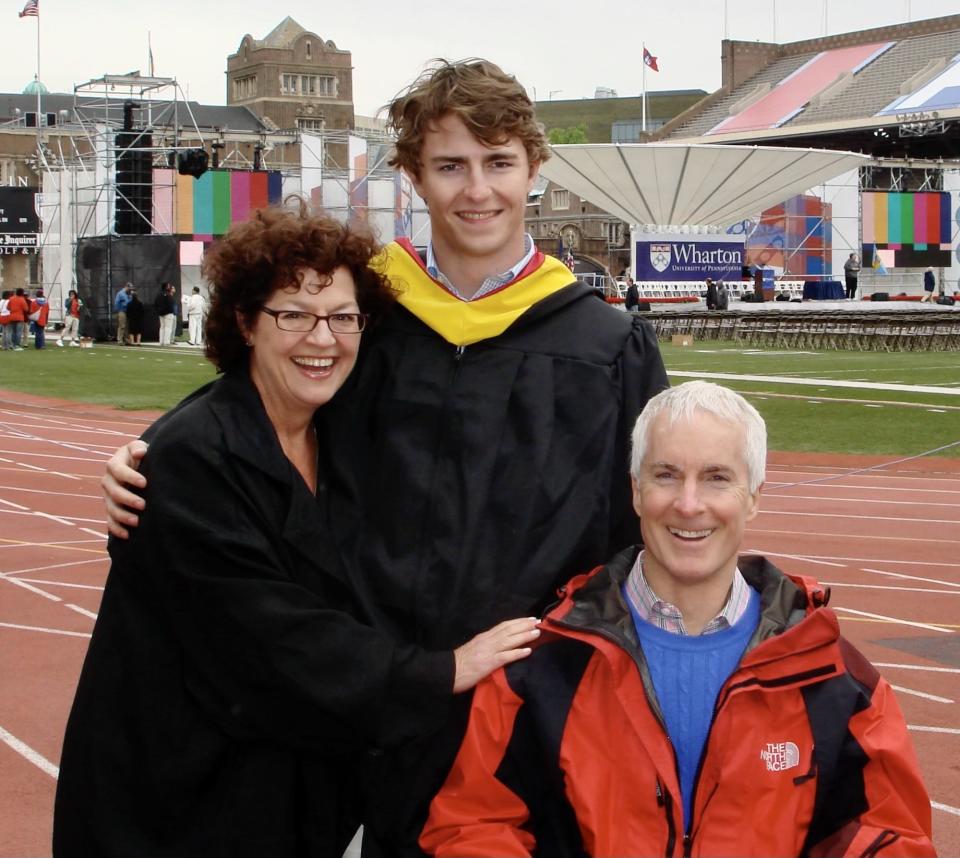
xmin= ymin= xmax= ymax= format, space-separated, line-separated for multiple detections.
xmin=324 ymin=59 xmax=669 ymax=855
xmin=102 ymin=59 xmax=669 ymax=856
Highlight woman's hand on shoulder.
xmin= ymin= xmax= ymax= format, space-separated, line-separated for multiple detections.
xmin=452 ymin=617 xmax=540 ymax=693
xmin=102 ymin=440 xmax=149 ymax=539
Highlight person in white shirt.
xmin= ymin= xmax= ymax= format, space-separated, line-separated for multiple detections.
xmin=186 ymin=287 xmax=207 ymax=346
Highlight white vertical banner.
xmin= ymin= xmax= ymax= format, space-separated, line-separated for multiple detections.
xmin=393 ymin=171 xmax=414 ymax=242
xmin=367 ymin=177 xmax=395 ymax=242
xmin=321 ymin=177 xmax=348 ymax=224
xmin=94 ymin=123 xmax=111 ymax=236
xmin=943 ymin=170 xmax=960 ymax=296
xmin=347 ymin=135 xmax=368 ymax=224
xmin=300 ymin=132 xmax=324 ymax=211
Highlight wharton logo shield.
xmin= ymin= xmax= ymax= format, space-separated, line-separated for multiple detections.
xmin=650 ymin=243 xmax=671 ymax=273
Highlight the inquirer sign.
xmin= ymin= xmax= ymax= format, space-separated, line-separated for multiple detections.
xmin=0 ymin=187 xmax=39 ymax=254
xmin=635 ymin=235 xmax=745 ymax=281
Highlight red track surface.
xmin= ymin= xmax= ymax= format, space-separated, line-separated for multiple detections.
xmin=1 ymin=393 xmax=957 ymax=857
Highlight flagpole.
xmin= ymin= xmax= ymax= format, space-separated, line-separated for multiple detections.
xmin=35 ymin=7 xmax=41 ymax=134
xmin=642 ymin=42 xmax=647 ymax=134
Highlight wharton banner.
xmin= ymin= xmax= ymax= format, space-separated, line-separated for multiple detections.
xmin=635 ymin=235 xmax=744 ymax=281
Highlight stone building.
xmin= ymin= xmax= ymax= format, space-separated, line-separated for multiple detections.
xmin=226 ymin=17 xmax=354 ymax=144
xmin=527 ymin=177 xmax=629 ymax=280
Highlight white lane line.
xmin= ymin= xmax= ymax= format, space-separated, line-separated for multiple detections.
xmin=0 ymin=450 xmax=107 ymax=462
xmin=820 ymin=582 xmax=960 ymax=596
xmin=863 ymin=568 xmax=960 ymax=589
xmin=0 ymin=457 xmax=47 ymax=473
xmin=758 ymin=510 xmax=960 ymax=526
xmin=65 ymin=603 xmax=98 ymax=620
xmin=874 ymin=663 xmax=960 ymax=674
xmin=749 ymin=528 xmax=960 ymax=546
xmin=0 ymin=484 xmax=100 ymax=500
xmin=908 ymin=725 xmax=960 ymax=735
xmin=763 ymin=493 xmax=960 ymax=509
xmin=18 ymin=579 xmax=104 ymax=591
xmin=0 ymin=409 xmax=151 ymax=432
xmin=79 ymin=527 xmax=107 ymax=539
xmin=833 ymin=607 xmax=953 ymax=634
xmin=890 ymin=685 xmax=954 ymax=704
xmin=791 ymin=555 xmax=960 ymax=569
xmin=0 ymin=509 xmax=107 ymax=525
xmin=0 ymin=497 xmax=29 ymax=511
xmin=0 ymin=725 xmax=58 ymax=779
xmin=742 ymin=549 xmax=847 ymax=568
xmin=1 ymin=575 xmax=62 ymax=602
xmin=0 ymin=418 xmax=139 ymax=437
xmin=932 ymin=801 xmax=960 ymax=817
xmin=35 ymin=511 xmax=79 ymax=527
xmin=669 ymin=370 xmax=960 ymax=395
xmin=0 ymin=621 xmax=91 ymax=638
xmin=765 ymin=477 xmax=960 ymax=490
xmin=5 ymin=558 xmax=106 ymax=577
xmin=0 ymin=461 xmax=81 ymax=480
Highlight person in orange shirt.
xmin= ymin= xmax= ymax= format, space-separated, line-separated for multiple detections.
xmin=6 ymin=288 xmax=30 ymax=350
xmin=29 ymin=288 xmax=50 ymax=349
xmin=57 ymin=290 xmax=83 ymax=347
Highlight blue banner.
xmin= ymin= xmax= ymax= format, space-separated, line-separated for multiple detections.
xmin=635 ymin=238 xmax=744 ymax=281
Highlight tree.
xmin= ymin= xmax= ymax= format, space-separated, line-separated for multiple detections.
xmin=547 ymin=124 xmax=588 ymax=145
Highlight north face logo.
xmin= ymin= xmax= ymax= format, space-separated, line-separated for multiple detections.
xmin=760 ymin=741 xmax=800 ymax=772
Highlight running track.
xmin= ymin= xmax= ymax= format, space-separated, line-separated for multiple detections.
xmin=0 ymin=392 xmax=957 ymax=857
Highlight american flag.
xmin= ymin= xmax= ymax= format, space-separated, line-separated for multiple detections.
xmin=19 ymin=0 xmax=39 ymax=17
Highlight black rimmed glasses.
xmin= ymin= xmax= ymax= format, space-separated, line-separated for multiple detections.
xmin=259 ymin=307 xmax=368 ymax=334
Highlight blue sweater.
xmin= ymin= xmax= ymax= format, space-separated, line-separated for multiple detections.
xmin=628 ymin=589 xmax=760 ymax=832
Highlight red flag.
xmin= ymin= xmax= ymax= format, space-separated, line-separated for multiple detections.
xmin=643 ymin=47 xmax=659 ymax=72
xmin=18 ymin=0 xmax=38 ymax=17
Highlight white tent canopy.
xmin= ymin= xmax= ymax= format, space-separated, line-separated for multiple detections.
xmin=539 ymin=143 xmax=871 ymax=228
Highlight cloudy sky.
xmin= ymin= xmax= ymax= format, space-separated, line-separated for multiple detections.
xmin=2 ymin=0 xmax=957 ymax=116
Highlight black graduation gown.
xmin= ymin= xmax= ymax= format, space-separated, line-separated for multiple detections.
xmin=322 ymin=276 xmax=669 ymax=855
xmin=53 ymin=371 xmax=453 ymax=858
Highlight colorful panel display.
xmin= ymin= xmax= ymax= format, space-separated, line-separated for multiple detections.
xmin=861 ymin=191 xmax=952 ymax=268
xmin=152 ymin=169 xmax=175 ymax=234
xmin=156 ymin=169 xmax=283 ymax=239
xmin=742 ymin=194 xmax=832 ymax=279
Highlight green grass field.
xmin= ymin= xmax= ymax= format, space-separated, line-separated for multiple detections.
xmin=659 ymin=342 xmax=959 ymax=458
xmin=1 ymin=341 xmax=957 ymax=458
xmin=0 ymin=344 xmax=217 ymax=411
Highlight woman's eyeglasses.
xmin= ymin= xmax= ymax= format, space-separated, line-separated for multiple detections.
xmin=259 ymin=307 xmax=368 ymax=334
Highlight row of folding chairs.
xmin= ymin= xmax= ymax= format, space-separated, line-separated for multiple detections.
xmin=648 ymin=312 xmax=960 ymax=351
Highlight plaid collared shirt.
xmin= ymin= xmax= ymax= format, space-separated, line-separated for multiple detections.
xmin=426 ymin=234 xmax=536 ymax=301
xmin=623 ymin=550 xmax=752 ymax=636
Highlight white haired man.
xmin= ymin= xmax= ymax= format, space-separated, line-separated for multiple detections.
xmin=422 ymin=381 xmax=935 ymax=858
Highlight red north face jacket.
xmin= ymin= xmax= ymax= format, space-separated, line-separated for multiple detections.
xmin=422 ymin=550 xmax=935 ymax=858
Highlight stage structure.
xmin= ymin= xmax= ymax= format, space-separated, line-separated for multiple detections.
xmin=539 ymin=143 xmax=871 ymax=291
xmin=35 ymin=73 xmax=209 ymax=334
xmin=31 ymin=72 xmax=433 ymax=337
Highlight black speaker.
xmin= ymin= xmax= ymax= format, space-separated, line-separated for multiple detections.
xmin=177 ymin=148 xmax=209 ymax=179
xmin=115 ymin=130 xmax=153 ymax=235
xmin=936 ymin=295 xmax=955 ymax=306
xmin=636 ymin=301 xmax=652 ymax=312
xmin=871 ymin=292 xmax=889 ymax=301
